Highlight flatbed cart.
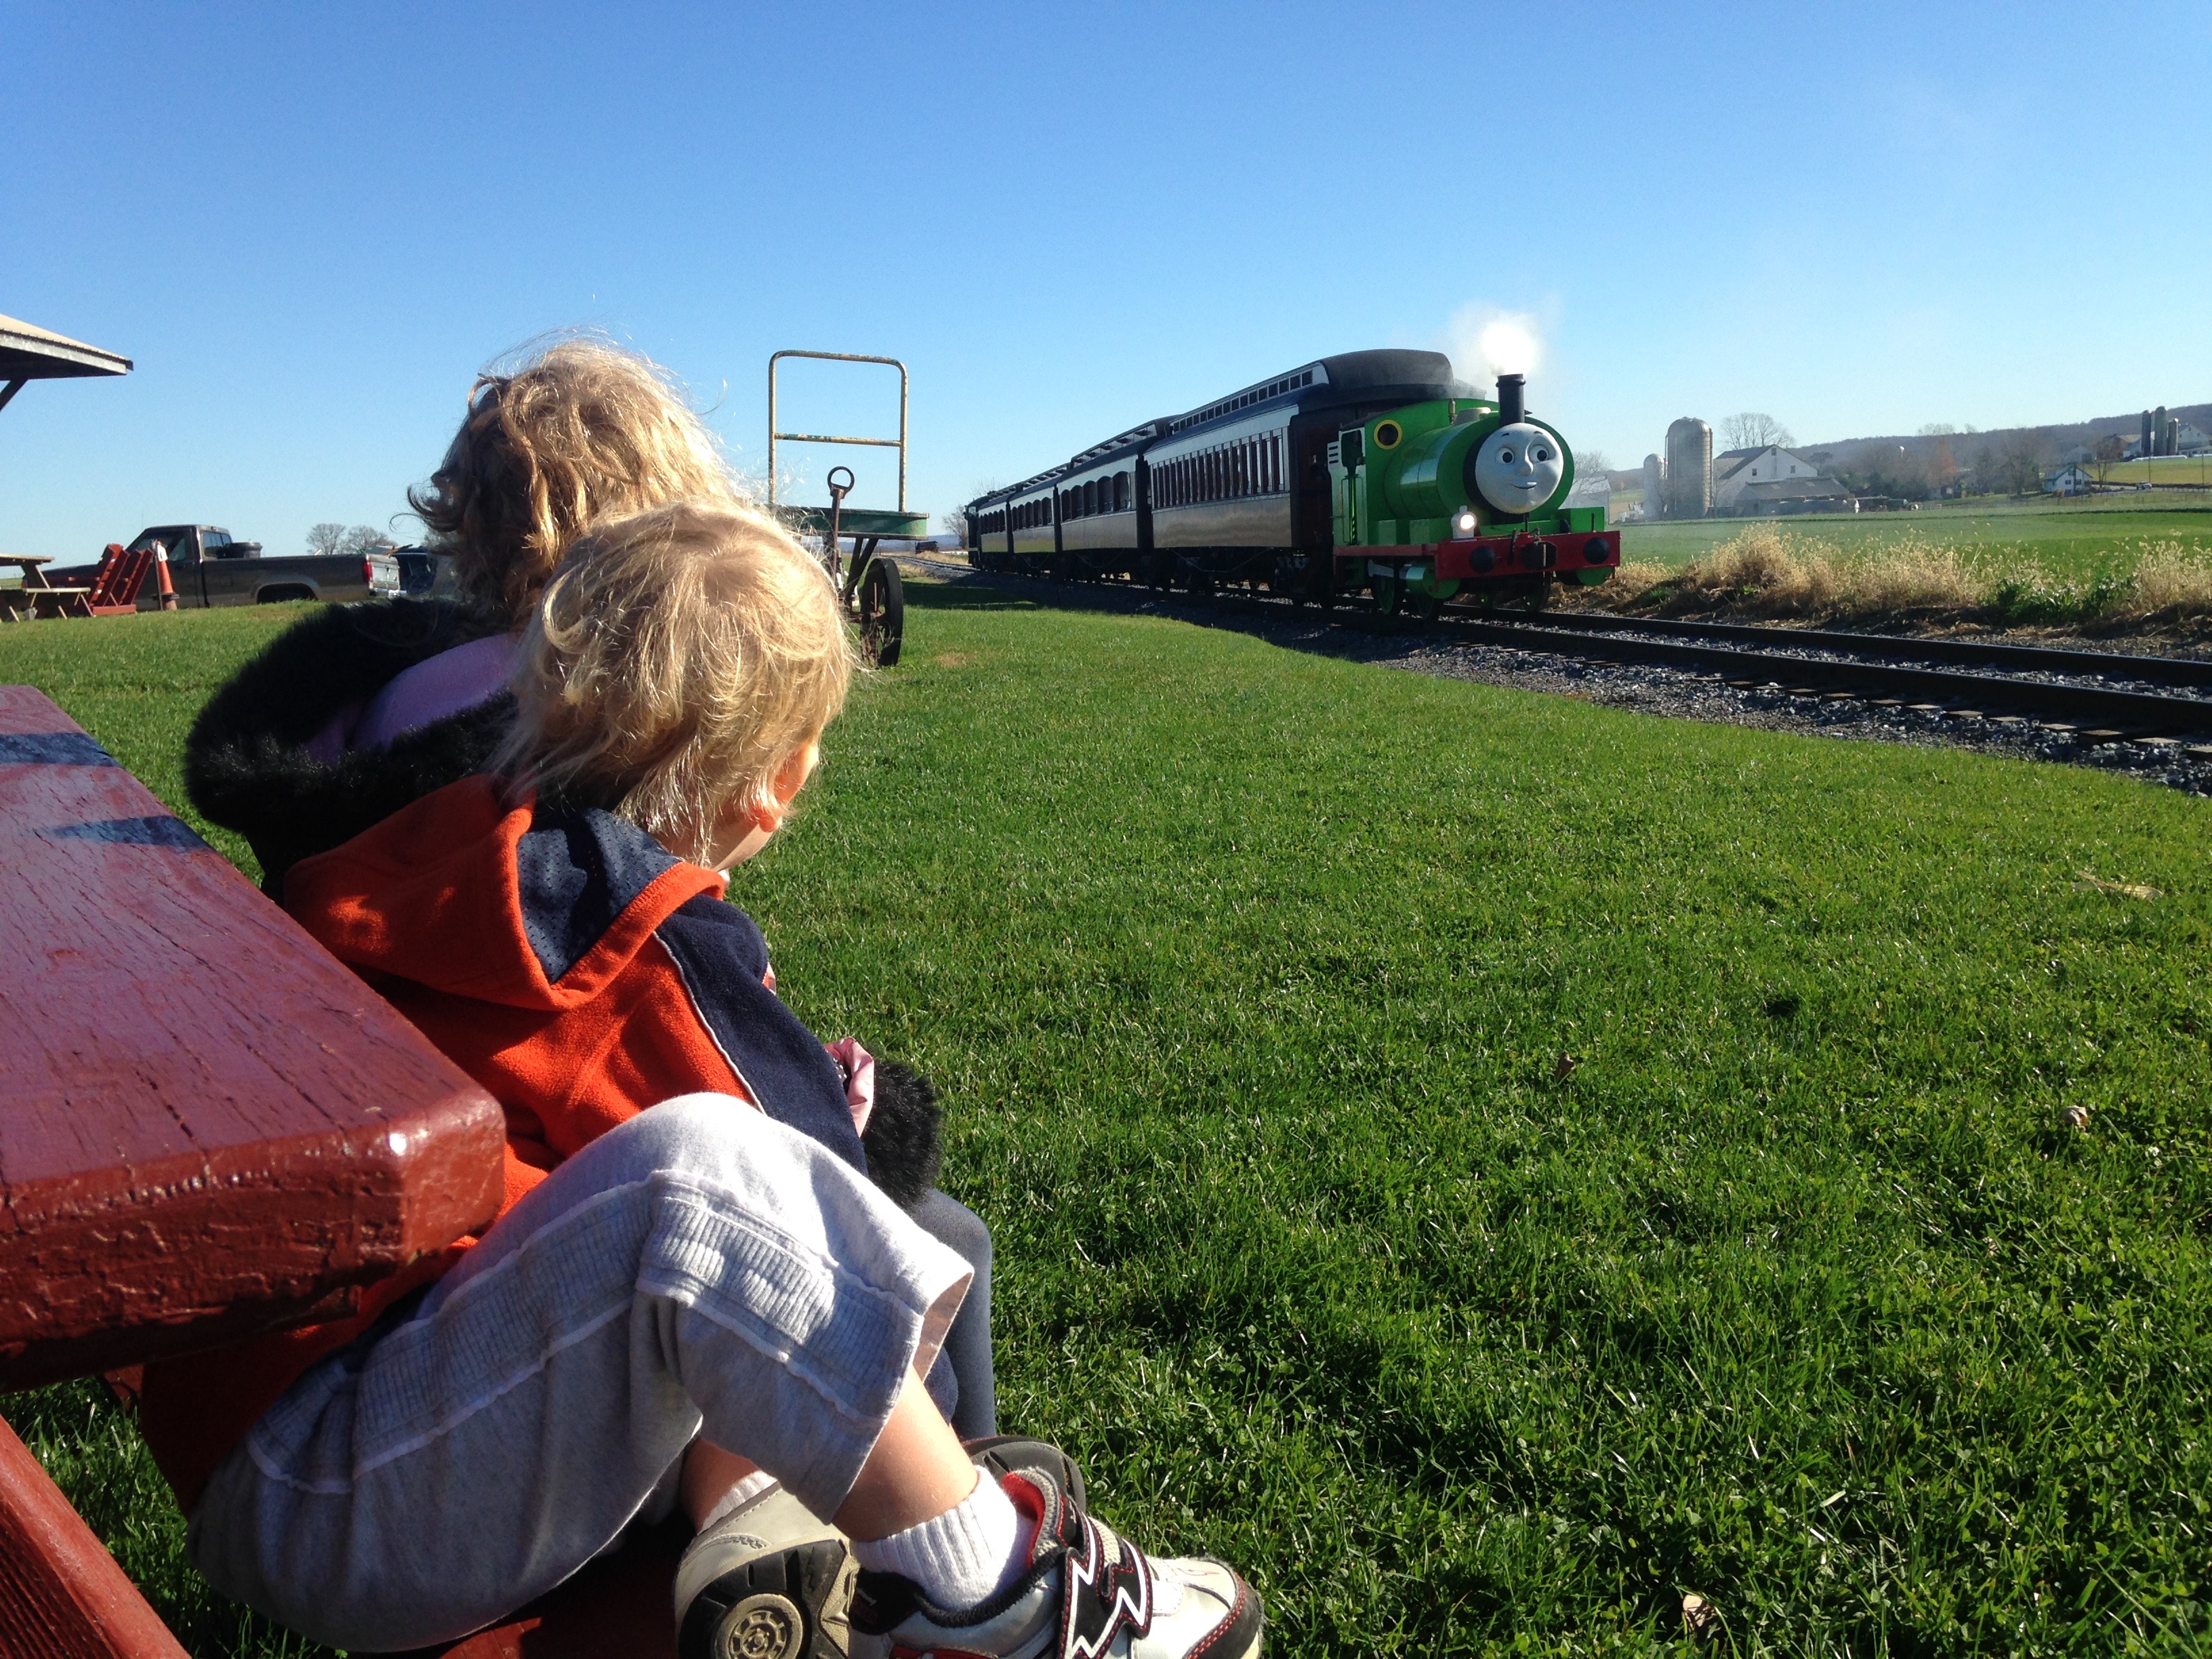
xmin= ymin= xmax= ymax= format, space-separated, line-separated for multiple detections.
xmin=769 ymin=350 xmax=924 ymax=668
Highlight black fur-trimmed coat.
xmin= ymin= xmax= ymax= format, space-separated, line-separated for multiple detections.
xmin=182 ymin=599 xmax=941 ymax=1206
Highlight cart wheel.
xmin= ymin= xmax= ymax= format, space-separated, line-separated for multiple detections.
xmin=858 ymin=558 xmax=904 ymax=668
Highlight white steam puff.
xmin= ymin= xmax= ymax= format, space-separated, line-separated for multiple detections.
xmin=1443 ymin=304 xmax=1544 ymax=387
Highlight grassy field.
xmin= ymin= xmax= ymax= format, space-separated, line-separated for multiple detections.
xmin=5 ymin=596 xmax=2212 ymax=1654
xmin=1619 ymin=499 xmax=2212 ymax=580
xmin=2108 ymin=458 xmax=2212 ymax=490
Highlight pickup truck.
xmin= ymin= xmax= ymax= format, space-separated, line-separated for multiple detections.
xmin=47 ymin=525 xmax=401 ymax=609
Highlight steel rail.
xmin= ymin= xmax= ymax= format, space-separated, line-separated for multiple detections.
xmin=898 ymin=558 xmax=2212 ymax=739
xmin=1437 ymin=617 xmax=2212 ymax=735
xmin=1514 ymin=608 xmax=2212 ymax=689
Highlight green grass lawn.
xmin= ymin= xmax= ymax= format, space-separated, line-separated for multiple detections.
xmin=1621 ymin=499 xmax=2212 ymax=579
xmin=5 ymin=594 xmax=2211 ymax=1654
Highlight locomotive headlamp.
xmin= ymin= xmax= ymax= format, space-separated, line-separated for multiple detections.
xmin=1454 ymin=509 xmax=1477 ymax=536
xmin=1471 ymin=422 xmax=1565 ymax=515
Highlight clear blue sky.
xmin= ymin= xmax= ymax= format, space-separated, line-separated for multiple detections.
xmin=5 ymin=1 xmax=2207 ymax=558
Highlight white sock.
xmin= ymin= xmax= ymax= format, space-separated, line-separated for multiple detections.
xmin=699 ymin=1469 xmax=779 ymax=1532
xmin=850 ymin=1470 xmax=1027 ymax=1610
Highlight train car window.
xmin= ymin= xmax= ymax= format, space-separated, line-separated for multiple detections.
xmin=1118 ymin=472 xmax=1131 ymax=511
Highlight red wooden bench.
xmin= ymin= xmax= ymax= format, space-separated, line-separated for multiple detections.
xmin=0 ymin=684 xmax=684 ymax=1656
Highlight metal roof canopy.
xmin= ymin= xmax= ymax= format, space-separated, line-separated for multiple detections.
xmin=0 ymin=315 xmax=132 ymax=415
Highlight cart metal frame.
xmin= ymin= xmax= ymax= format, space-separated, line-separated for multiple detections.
xmin=767 ymin=350 xmax=923 ymax=665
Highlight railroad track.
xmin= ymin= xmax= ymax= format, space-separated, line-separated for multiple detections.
xmin=897 ymin=556 xmax=2212 ymax=750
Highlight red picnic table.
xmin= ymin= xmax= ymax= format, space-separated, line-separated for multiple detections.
xmin=0 ymin=684 xmax=508 ymax=1654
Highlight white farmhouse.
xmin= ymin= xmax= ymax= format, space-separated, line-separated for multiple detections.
xmin=1711 ymin=445 xmax=1843 ymax=514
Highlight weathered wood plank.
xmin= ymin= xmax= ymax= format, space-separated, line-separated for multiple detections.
xmin=0 ymin=1412 xmax=188 ymax=1658
xmin=0 ymin=685 xmax=506 ymax=1387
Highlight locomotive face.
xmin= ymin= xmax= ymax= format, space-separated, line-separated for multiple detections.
xmin=1471 ymin=422 xmax=1565 ymax=514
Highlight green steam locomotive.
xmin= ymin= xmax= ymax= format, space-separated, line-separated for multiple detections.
xmin=964 ymin=348 xmax=1616 ymax=613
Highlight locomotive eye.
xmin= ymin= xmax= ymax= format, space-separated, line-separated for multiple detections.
xmin=1500 ymin=449 xmax=1515 ymax=463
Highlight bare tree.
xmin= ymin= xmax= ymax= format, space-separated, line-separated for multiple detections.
xmin=937 ymin=506 xmax=971 ymax=537
xmin=1988 ymin=434 xmax=2046 ymax=497
xmin=305 ymin=522 xmax=348 ymax=558
xmin=2089 ymin=432 xmax=2127 ymax=486
xmin=337 ymin=525 xmax=398 ymax=556
xmin=1720 ymin=413 xmax=1795 ymax=451
xmin=1576 ymin=448 xmax=1613 ymax=479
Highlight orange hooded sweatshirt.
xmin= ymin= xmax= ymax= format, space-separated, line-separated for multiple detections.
xmin=140 ymin=775 xmax=868 ymax=1511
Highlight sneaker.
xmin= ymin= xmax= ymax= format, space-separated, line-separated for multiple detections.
xmin=675 ymin=1481 xmax=857 ymax=1659
xmin=963 ymin=1434 xmax=1089 ymax=1510
xmin=851 ymin=1466 xmax=1263 ymax=1659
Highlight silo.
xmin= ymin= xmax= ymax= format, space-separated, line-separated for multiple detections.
xmin=2143 ymin=411 xmax=2155 ymax=456
xmin=1643 ymin=453 xmax=1664 ymax=518
xmin=2155 ymin=406 xmax=2170 ymax=457
xmin=1665 ymin=418 xmax=1712 ymax=518
xmin=2169 ymin=416 xmax=2182 ymax=457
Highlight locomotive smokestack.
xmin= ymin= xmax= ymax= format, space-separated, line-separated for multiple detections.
xmin=1498 ymin=373 xmax=1525 ymax=426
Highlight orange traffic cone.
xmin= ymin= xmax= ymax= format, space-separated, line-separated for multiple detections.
xmin=155 ymin=544 xmax=178 ymax=611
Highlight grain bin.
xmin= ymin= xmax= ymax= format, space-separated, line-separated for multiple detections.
xmin=1665 ymin=418 xmax=1712 ymax=518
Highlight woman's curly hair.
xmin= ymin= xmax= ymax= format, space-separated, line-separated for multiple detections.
xmin=408 ymin=337 xmax=748 ymax=619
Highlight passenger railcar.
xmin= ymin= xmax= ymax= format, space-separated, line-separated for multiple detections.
xmin=965 ymin=349 xmax=1617 ymax=612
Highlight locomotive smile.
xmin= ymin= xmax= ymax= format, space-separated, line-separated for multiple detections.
xmin=965 ymin=349 xmax=1618 ymax=616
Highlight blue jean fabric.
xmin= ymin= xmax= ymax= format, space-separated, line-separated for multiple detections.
xmin=908 ymin=1189 xmax=996 ymax=1439
xmin=187 ymin=1094 xmax=972 ymax=1652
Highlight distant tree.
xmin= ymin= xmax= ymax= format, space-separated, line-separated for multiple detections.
xmin=2089 ymin=432 xmax=2127 ymax=485
xmin=1720 ymin=413 xmax=1794 ymax=451
xmin=337 ymin=525 xmax=398 ymax=556
xmin=1984 ymin=434 xmax=2046 ymax=497
xmin=937 ymin=506 xmax=970 ymax=537
xmin=1917 ymin=422 xmax=1959 ymax=437
xmin=1840 ymin=443 xmax=1936 ymax=501
xmin=305 ymin=522 xmax=348 ymax=558
xmin=1930 ymin=435 xmax=1959 ymax=495
xmin=1576 ymin=448 xmax=1613 ymax=480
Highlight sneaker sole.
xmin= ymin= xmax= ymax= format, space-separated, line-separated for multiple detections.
xmin=677 ymin=1538 xmax=855 ymax=1659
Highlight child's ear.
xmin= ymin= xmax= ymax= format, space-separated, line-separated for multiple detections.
xmin=769 ymin=740 xmax=820 ymax=811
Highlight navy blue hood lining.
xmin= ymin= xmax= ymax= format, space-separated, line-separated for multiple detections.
xmin=514 ymin=801 xmax=682 ymax=984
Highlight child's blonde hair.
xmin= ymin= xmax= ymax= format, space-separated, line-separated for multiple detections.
xmin=409 ymin=337 xmax=747 ymax=619
xmin=492 ymin=503 xmax=853 ymax=851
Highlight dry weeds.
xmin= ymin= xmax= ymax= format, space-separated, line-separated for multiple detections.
xmin=1570 ymin=527 xmax=2212 ymax=634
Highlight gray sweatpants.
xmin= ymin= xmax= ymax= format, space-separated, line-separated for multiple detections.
xmin=188 ymin=1094 xmax=972 ymax=1652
